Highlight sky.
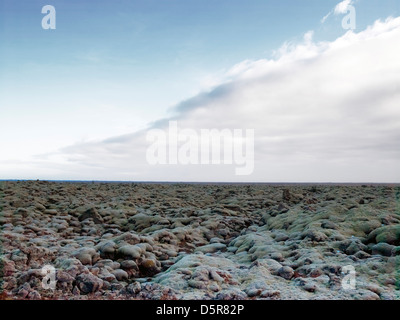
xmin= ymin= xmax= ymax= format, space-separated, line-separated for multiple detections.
xmin=0 ymin=0 xmax=399 ymax=182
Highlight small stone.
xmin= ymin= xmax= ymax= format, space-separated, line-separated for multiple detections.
xmin=365 ymin=284 xmax=383 ymax=295
xmin=194 ymin=243 xmax=226 ymax=254
xmin=72 ymin=286 xmax=80 ymax=295
xmin=139 ymin=259 xmax=160 ymax=277
xmin=118 ymin=245 xmax=142 ymax=260
xmin=216 ymin=289 xmax=247 ymax=300
xmin=99 ymin=271 xmax=116 ymax=282
xmin=110 ymin=282 xmax=125 ymax=291
xmin=73 ymin=247 xmax=100 ymax=265
xmin=303 ymin=283 xmax=317 ymax=293
xmin=321 ymin=221 xmax=338 ymax=230
xmin=361 ymin=292 xmax=380 ymax=300
xmin=302 ymin=230 xmax=328 ymax=242
xmin=188 ymin=279 xmax=207 ymax=289
xmin=309 ymin=268 xmax=323 ymax=278
xmin=270 ymin=252 xmax=284 ymax=262
xmin=372 ymin=243 xmax=395 ymax=257
xmin=57 ymin=270 xmax=75 ymax=283
xmin=76 ymin=273 xmax=103 ymax=294
xmin=208 ymin=283 xmax=220 ymax=292
xmin=126 ymin=281 xmax=141 ymax=294
xmin=354 ymin=251 xmax=370 ymax=259
xmin=275 ymin=232 xmax=289 ymax=242
xmin=246 ymin=288 xmax=262 ymax=297
xmin=111 ymin=269 xmax=129 ymax=281
xmin=345 ymin=241 xmax=368 ymax=255
xmin=44 ymin=209 xmax=58 ymax=215
xmin=277 ymin=266 xmax=294 ymax=280
xmin=27 ymin=290 xmax=41 ymax=300
xmin=78 ymin=207 xmax=103 ymax=224
xmin=260 ymin=290 xmax=280 ymax=299
xmin=17 ymin=288 xmax=29 ymax=299
xmin=120 ymin=260 xmax=138 ymax=270
xmin=34 ymin=202 xmax=46 ymax=211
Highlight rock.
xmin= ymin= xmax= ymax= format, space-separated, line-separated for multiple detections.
xmin=345 ymin=241 xmax=368 ymax=255
xmin=365 ymin=284 xmax=383 ymax=295
xmin=4 ymin=181 xmax=400 ymax=300
xmin=96 ymin=241 xmax=117 ymax=259
xmin=309 ymin=268 xmax=323 ymax=278
xmin=380 ymin=293 xmax=395 ymax=300
xmin=168 ymin=254 xmax=235 ymax=271
xmin=117 ymin=244 xmax=142 ymax=260
xmin=139 ymin=259 xmax=160 ymax=277
xmin=110 ymin=282 xmax=126 ymax=291
xmin=57 ymin=270 xmax=75 ymax=283
xmin=72 ymin=247 xmax=100 ymax=265
xmin=354 ymin=251 xmax=370 ymax=259
xmin=260 ymin=290 xmax=280 ymax=299
xmin=277 ymin=266 xmax=294 ymax=280
xmin=276 ymin=203 xmax=289 ymax=214
xmin=303 ymin=282 xmax=317 ymax=293
xmin=78 ymin=208 xmax=103 ymax=224
xmin=76 ymin=273 xmax=104 ymax=294
xmin=302 ymin=230 xmax=328 ymax=242
xmin=111 ymin=269 xmax=129 ymax=281
xmin=0 ymin=257 xmax=15 ymax=276
xmin=120 ymin=260 xmax=138 ymax=270
xmin=208 ymin=283 xmax=220 ymax=292
xmin=128 ymin=213 xmax=156 ymax=231
xmin=321 ymin=221 xmax=338 ymax=230
xmin=246 ymin=288 xmax=262 ymax=297
xmin=282 ymin=189 xmax=303 ymax=204
xmin=274 ymin=232 xmax=289 ymax=242
xmin=371 ymin=243 xmax=395 ymax=257
xmin=392 ymin=246 xmax=400 ymax=256
xmin=256 ymin=258 xmax=283 ymax=274
xmin=126 ymin=281 xmax=141 ymax=294
xmin=194 ymin=243 xmax=226 ymax=254
xmin=188 ymin=279 xmax=207 ymax=289
xmin=17 ymin=288 xmax=29 ymax=299
xmin=270 ymin=252 xmax=284 ymax=262
xmin=93 ymin=259 xmax=120 ymax=270
xmin=314 ymin=274 xmax=330 ymax=285
xmin=54 ymin=257 xmax=88 ymax=278
xmin=360 ymin=292 xmax=380 ymax=300
xmin=72 ymin=286 xmax=80 ymax=295
xmin=34 ymin=202 xmax=46 ymax=212
xmin=366 ymin=225 xmax=400 ymax=245
xmin=245 ymin=281 xmax=268 ymax=298
xmin=44 ymin=209 xmax=58 ymax=215
xmin=98 ymin=271 xmax=116 ymax=282
xmin=27 ymin=290 xmax=41 ymax=300
xmin=215 ymin=288 xmax=247 ymax=300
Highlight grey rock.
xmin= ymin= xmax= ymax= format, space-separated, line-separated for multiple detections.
xmin=277 ymin=266 xmax=294 ymax=280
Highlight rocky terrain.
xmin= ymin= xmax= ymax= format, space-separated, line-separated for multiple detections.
xmin=0 ymin=181 xmax=399 ymax=300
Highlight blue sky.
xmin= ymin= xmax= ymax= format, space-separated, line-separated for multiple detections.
xmin=1 ymin=1 xmax=399 ymax=181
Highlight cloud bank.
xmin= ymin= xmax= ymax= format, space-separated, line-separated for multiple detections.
xmin=6 ymin=16 xmax=400 ymax=182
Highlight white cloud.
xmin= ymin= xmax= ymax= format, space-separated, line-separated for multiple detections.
xmin=3 ymin=16 xmax=400 ymax=182
xmin=322 ymin=0 xmax=355 ymax=23
xmin=321 ymin=12 xmax=332 ymax=24
xmin=334 ymin=0 xmax=354 ymax=15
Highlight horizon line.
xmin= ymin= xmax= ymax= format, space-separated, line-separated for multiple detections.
xmin=1 ymin=179 xmax=399 ymax=185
